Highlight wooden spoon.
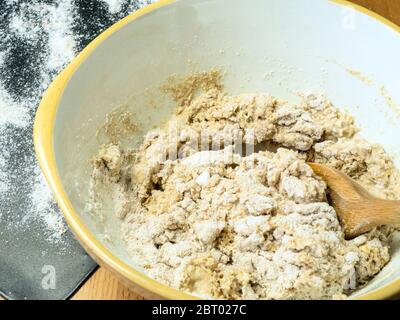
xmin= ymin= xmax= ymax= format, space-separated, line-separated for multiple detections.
xmin=308 ymin=162 xmax=400 ymax=239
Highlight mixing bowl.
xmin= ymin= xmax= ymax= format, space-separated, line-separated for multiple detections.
xmin=34 ymin=0 xmax=400 ymax=299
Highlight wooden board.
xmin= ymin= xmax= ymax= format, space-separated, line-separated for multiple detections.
xmin=1 ymin=0 xmax=398 ymax=301
xmin=71 ymin=268 xmax=144 ymax=300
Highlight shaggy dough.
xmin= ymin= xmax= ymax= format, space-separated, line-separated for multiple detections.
xmin=89 ymin=74 xmax=398 ymax=300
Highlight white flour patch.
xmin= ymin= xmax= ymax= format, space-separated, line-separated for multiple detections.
xmin=9 ymin=13 xmax=41 ymax=41
xmin=0 ymin=64 xmax=29 ymax=193
xmin=101 ymin=0 xmax=125 ymax=14
xmin=101 ymin=0 xmax=154 ymax=14
xmin=43 ymin=0 xmax=77 ymax=74
xmin=0 ymin=0 xmax=78 ymax=244
xmin=25 ymin=168 xmax=68 ymax=242
xmin=7 ymin=0 xmax=77 ymax=90
xmin=0 ymin=84 xmax=29 ymax=128
xmin=0 ymin=45 xmax=29 ymax=129
xmin=0 ymin=0 xmax=156 ymax=243
xmin=0 ymin=153 xmax=9 ymax=194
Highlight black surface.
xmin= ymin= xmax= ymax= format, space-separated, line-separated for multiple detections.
xmin=0 ymin=0 xmax=151 ymax=300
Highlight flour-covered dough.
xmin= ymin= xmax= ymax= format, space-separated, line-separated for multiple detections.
xmin=89 ymin=75 xmax=398 ymax=300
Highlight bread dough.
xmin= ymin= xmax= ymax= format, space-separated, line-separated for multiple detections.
xmin=89 ymin=73 xmax=398 ymax=300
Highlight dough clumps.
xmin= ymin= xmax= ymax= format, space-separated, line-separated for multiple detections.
xmin=90 ymin=74 xmax=397 ymax=300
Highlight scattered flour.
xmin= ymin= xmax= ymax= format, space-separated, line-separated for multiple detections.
xmin=0 ymin=0 xmax=77 ymax=242
xmin=101 ymin=0 xmax=126 ymax=14
xmin=9 ymin=14 xmax=41 ymax=41
xmin=0 ymin=83 xmax=29 ymax=129
xmin=43 ymin=0 xmax=77 ymax=73
xmin=0 ymin=154 xmax=9 ymax=194
xmin=27 ymin=167 xmax=68 ymax=241
xmin=0 ymin=49 xmax=29 ymax=194
xmin=101 ymin=0 xmax=154 ymax=14
xmin=1 ymin=0 xmax=154 ymax=242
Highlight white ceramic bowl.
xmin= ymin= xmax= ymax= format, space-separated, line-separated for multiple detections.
xmin=34 ymin=0 xmax=400 ymax=299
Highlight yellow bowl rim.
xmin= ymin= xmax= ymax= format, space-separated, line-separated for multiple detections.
xmin=33 ymin=0 xmax=400 ymax=300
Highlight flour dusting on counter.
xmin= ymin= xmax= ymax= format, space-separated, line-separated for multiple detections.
xmin=0 ymin=0 xmax=155 ymax=242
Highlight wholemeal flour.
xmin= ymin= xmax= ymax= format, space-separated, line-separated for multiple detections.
xmin=89 ymin=72 xmax=398 ymax=299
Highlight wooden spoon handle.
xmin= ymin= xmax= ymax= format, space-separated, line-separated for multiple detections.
xmin=345 ymin=199 xmax=400 ymax=238
xmin=371 ymin=200 xmax=400 ymax=226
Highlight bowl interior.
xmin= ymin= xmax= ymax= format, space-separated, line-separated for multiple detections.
xmin=53 ymin=0 xmax=400 ymax=298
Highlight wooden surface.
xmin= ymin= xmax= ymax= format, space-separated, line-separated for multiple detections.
xmin=0 ymin=0 xmax=399 ymax=301
xmin=71 ymin=268 xmax=144 ymax=300
xmin=353 ymin=0 xmax=400 ymax=26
